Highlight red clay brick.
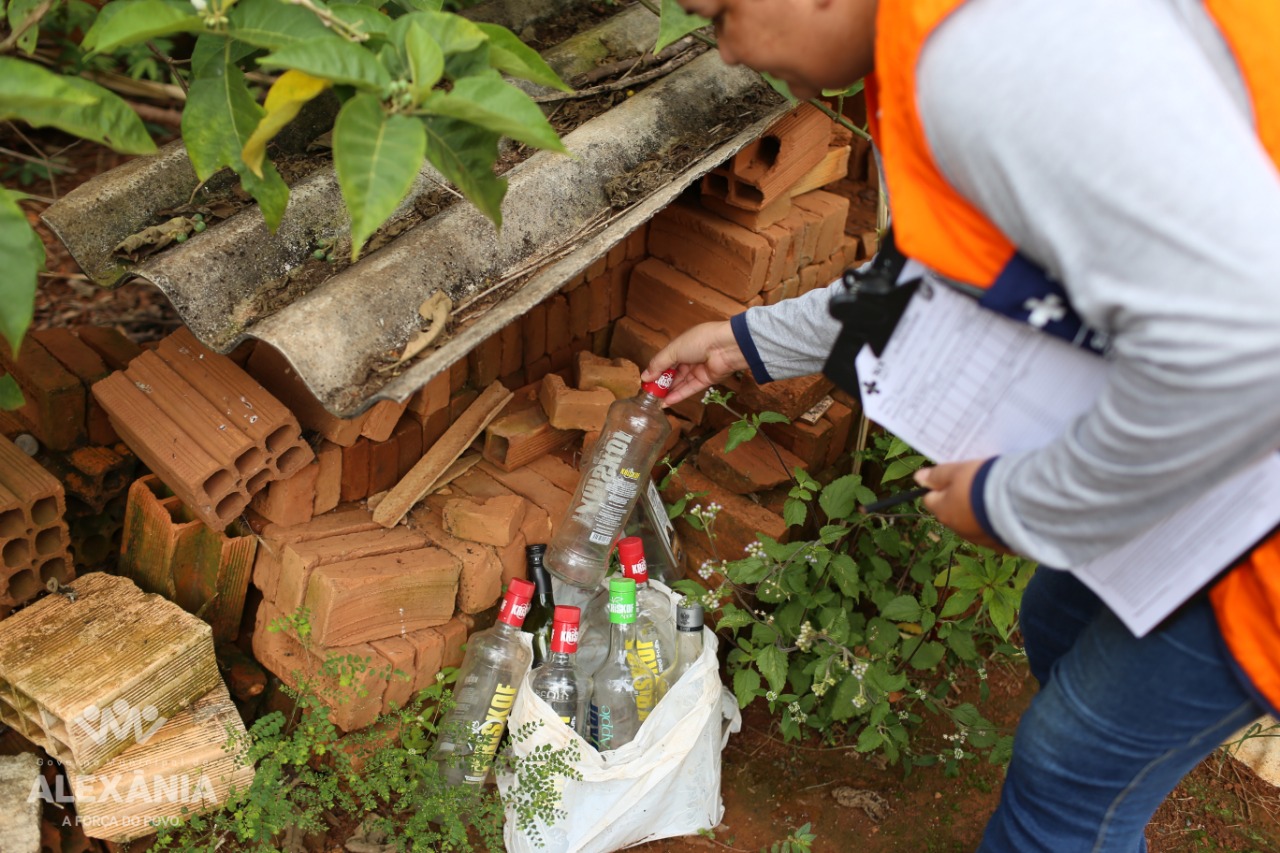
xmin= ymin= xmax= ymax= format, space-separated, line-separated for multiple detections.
xmin=609 ymin=262 xmax=631 ymax=321
xmin=575 ymin=351 xmax=640 ymax=399
xmin=1 ymin=333 xmax=85 ymax=451
xmin=404 ymin=626 xmax=445 ymax=693
xmin=411 ymin=504 xmax=503 ymax=614
xmin=568 ymin=283 xmax=591 ymax=338
xmin=539 ymin=373 xmax=611 ymax=432
xmin=787 ymin=144 xmax=851 ymax=197
xmin=73 ymin=326 xmax=142 ymax=371
xmin=368 ymin=435 xmax=400 ymax=496
xmin=585 ymin=255 xmax=608 ymax=282
xmin=393 ymin=416 xmax=423 ymax=480
xmin=271 ymin=524 xmax=430 ymax=615
xmin=449 ymin=358 xmax=468 ymax=394
xmin=661 ymin=464 xmax=788 ymax=560
xmin=495 ymin=532 xmax=528 ymax=586
xmin=340 ymin=438 xmax=371 ymax=502
xmin=313 ymin=441 xmax=343 ymax=516
xmin=360 ymin=398 xmax=408 ymax=443
xmin=588 ymin=273 xmax=611 ymax=332
xmin=609 ymin=316 xmax=666 ymax=368
xmin=475 ymin=460 xmax=572 ymax=535
xmin=433 ymin=616 xmax=469 ymax=670
xmin=735 ymin=372 xmax=833 ymax=421
xmin=696 ymin=426 xmax=806 ymax=494
xmin=700 ymin=192 xmax=793 ymax=232
xmin=33 ymin=328 xmax=115 ymax=445
xmin=792 ymin=191 xmax=851 ymax=264
xmin=250 ymin=460 xmax=319 ymax=527
xmin=444 ymin=495 xmax=526 ymax=547
xmin=482 ymin=406 xmax=575 ymax=471
xmin=245 ymin=343 xmax=366 ymax=447
xmin=606 ymin=240 xmax=628 ymax=270
xmin=450 ymin=387 xmax=479 ymax=424
xmin=545 ymin=296 xmax=570 ymax=354
xmin=468 ymin=334 xmax=503 ymax=389
xmin=525 ymin=454 xmax=581 ymax=494
xmin=499 ymin=320 xmax=522 ymax=379
xmin=647 ymin=202 xmax=772 ymax=301
xmin=525 ymin=355 xmax=552 ymax=385
xmin=369 ymin=635 xmax=416 ymax=712
xmin=406 ymin=371 xmax=449 ymax=424
xmin=522 ymin=303 xmax=548 ymax=364
xmin=762 ymin=415 xmax=834 ymax=471
xmin=824 ymin=399 xmax=856 ymax=468
xmin=626 ymin=259 xmax=744 ymax=339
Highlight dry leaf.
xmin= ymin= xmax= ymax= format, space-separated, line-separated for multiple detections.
xmin=395 ymin=290 xmax=453 ymax=364
xmin=113 ymin=216 xmax=196 ymax=259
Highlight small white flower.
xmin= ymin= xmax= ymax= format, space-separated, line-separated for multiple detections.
xmin=953 ymin=747 xmax=964 ymax=760
xmin=189 ymin=0 xmax=207 ymax=10
xmin=765 ymin=690 xmax=778 ymax=701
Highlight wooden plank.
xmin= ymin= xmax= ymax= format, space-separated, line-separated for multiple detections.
xmin=373 ymin=381 xmax=512 ymax=528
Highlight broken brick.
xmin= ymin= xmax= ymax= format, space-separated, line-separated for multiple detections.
xmin=696 ymin=426 xmax=806 ymax=495
xmin=360 ymin=398 xmax=409 ymax=444
xmin=443 ymin=495 xmax=526 ymax=548
xmin=249 ymin=460 xmax=319 ymax=527
xmin=575 ymin=351 xmax=640 ymax=399
xmin=539 ymin=373 xmax=612 ymax=432
xmin=482 ymin=406 xmax=576 ymax=472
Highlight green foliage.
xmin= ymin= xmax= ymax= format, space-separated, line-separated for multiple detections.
xmin=673 ymin=408 xmax=1027 ymax=775
xmin=154 ymin=607 xmax=576 ymax=851
xmin=653 ymin=0 xmax=708 ymax=53
xmin=765 ymin=822 xmax=816 ymax=853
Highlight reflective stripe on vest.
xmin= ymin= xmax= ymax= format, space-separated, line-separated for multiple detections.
xmin=870 ymin=0 xmax=1280 ymax=710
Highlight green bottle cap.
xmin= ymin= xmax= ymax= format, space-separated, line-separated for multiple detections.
xmin=607 ymin=577 xmax=637 ymax=624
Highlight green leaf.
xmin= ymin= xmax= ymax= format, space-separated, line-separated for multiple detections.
xmin=475 ymin=22 xmax=570 ymax=92
xmin=0 ymin=58 xmax=157 ymax=155
xmin=716 ymin=606 xmax=753 ymax=632
xmin=905 ymin=639 xmax=945 ymax=670
xmin=242 ymin=70 xmax=332 ymax=177
xmin=829 ymin=553 xmax=860 ymax=597
xmin=818 ymin=474 xmax=862 ymax=520
xmin=855 ymin=725 xmax=883 ymax=753
xmin=7 ymin=0 xmax=43 ymax=54
xmin=782 ymin=498 xmax=806 ymax=529
xmin=654 ymin=0 xmax=708 ymax=52
xmin=939 ymin=588 xmax=977 ymax=618
xmin=726 ymin=556 xmax=768 ymax=584
xmin=880 ymin=594 xmax=921 ymax=622
xmin=723 ymin=420 xmax=756 ymax=453
xmin=985 ymin=587 xmax=1017 ymax=640
xmin=259 ymin=37 xmax=391 ymax=92
xmin=390 ymin=0 xmax=442 ymax=10
xmin=389 ymin=10 xmax=485 ymax=56
xmin=755 ymin=644 xmax=787 ymax=694
xmin=329 ymin=3 xmax=391 ymax=38
xmin=760 ymin=72 xmax=797 ymax=103
xmin=882 ymin=456 xmax=924 ymax=485
xmin=191 ymin=34 xmax=257 ymax=80
xmin=946 ymin=628 xmax=977 ymax=661
xmin=334 ymin=93 xmax=427 ymax=260
xmin=733 ymin=667 xmax=760 ymax=709
xmin=421 ymin=115 xmax=506 ymax=227
xmin=80 ymin=0 xmax=203 ymax=54
xmin=405 ymin=21 xmax=444 ymax=103
xmin=182 ymin=65 xmax=264 ymax=181
xmin=422 ymin=71 xmax=566 ymax=152
xmin=756 ymin=411 xmax=790 ymax=424
xmin=228 ymin=0 xmax=330 ymax=50
xmin=0 ymin=187 xmax=41 ymax=351
xmin=235 ymin=160 xmax=290 ymax=233
xmin=0 ymin=375 xmax=24 ymax=410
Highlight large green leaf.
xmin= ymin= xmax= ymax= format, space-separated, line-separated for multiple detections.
xmin=389 ymin=10 xmax=484 ymax=55
xmin=422 ymin=72 xmax=565 ymax=151
xmin=389 ymin=0 xmax=442 ymax=11
xmin=654 ymin=0 xmax=709 ymax=52
xmin=183 ymin=65 xmax=290 ymax=230
xmin=259 ymin=37 xmax=390 ymax=92
xmin=81 ymin=0 xmax=204 ymax=53
xmin=421 ymin=115 xmax=505 ymax=227
xmin=228 ymin=0 xmax=330 ymax=50
xmin=334 ymin=93 xmax=426 ymax=260
xmin=0 ymin=375 xmax=23 ymax=410
xmin=404 ymin=21 xmax=443 ymax=104
xmin=880 ymin=594 xmax=921 ymax=623
xmin=0 ymin=187 xmax=42 ymax=353
xmin=329 ymin=3 xmax=391 ymax=38
xmin=755 ymin=643 xmax=788 ymax=694
xmin=474 ymin=23 xmax=570 ymax=92
xmin=732 ymin=667 xmax=760 ymax=710
xmin=7 ymin=0 xmax=44 ymax=54
xmin=191 ymin=34 xmax=258 ymax=80
xmin=0 ymin=58 xmax=156 ymax=154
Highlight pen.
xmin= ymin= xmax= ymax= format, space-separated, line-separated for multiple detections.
xmin=858 ymin=486 xmax=931 ymax=515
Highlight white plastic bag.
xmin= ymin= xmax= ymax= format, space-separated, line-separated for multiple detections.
xmin=497 ymin=581 xmax=741 ymax=852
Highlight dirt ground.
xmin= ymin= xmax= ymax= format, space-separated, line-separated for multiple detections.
xmin=7 ymin=124 xmax=1280 ymax=853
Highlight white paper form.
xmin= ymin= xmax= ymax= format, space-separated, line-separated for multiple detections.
xmin=854 ymin=281 xmax=1280 ymax=636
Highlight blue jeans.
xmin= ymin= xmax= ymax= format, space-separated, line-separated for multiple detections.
xmin=978 ymin=567 xmax=1263 ymax=852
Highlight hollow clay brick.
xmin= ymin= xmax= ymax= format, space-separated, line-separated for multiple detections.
xmin=360 ymin=398 xmax=409 ymax=443
xmin=0 ymin=435 xmax=71 ymax=610
xmin=727 ymin=104 xmax=832 ymax=209
xmin=119 ymin=475 xmax=256 ymax=642
xmin=625 ymin=259 xmax=744 ymax=340
xmin=482 ymin=406 xmax=575 ymax=472
xmin=443 ymin=495 xmax=526 ymax=548
xmin=244 ymin=342 xmax=366 ymax=447
xmin=575 ymin=350 xmax=640 ymax=400
xmin=647 ymin=202 xmax=772 ymax=301
xmin=539 ymin=373 xmax=612 ymax=433
xmin=0 ymin=333 xmax=86 ymax=452
xmin=696 ymin=426 xmax=806 ymax=495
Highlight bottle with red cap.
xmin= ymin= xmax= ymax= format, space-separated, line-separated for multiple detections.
xmin=577 ymin=536 xmax=677 ymax=680
xmin=545 ymin=369 xmax=677 ymax=589
xmin=529 ymin=605 xmax=591 ymax=738
xmin=432 ymin=578 xmax=536 ymax=785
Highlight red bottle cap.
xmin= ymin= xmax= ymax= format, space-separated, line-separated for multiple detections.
xmin=498 ymin=578 xmax=536 ymax=627
xmin=641 ymin=369 xmax=676 ymax=399
xmin=617 ymin=535 xmax=648 ymax=584
xmin=550 ymin=605 xmax=581 ymax=654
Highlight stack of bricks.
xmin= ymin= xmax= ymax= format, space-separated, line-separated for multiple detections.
xmin=0 ymin=435 xmax=72 ymax=619
xmin=248 ymin=504 xmax=468 ymax=731
xmin=92 ymin=327 xmax=314 ymax=531
xmin=0 ymin=572 xmax=252 ymax=843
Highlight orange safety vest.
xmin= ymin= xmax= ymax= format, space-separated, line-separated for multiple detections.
xmin=867 ymin=0 xmax=1280 ymax=710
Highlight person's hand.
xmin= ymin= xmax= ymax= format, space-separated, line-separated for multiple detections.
xmin=915 ymin=460 xmax=1009 ymax=552
xmin=641 ymin=321 xmax=747 ymax=407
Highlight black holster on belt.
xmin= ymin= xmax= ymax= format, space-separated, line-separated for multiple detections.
xmin=822 ymin=226 xmax=917 ymax=400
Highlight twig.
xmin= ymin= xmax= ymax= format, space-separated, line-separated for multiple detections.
xmin=0 ymin=0 xmax=55 ymax=54
xmin=128 ymin=100 xmax=184 ymax=129
xmin=283 ymin=0 xmax=369 ymax=41
xmin=574 ymin=37 xmax=695 ymax=87
xmin=148 ymin=41 xmax=189 ymax=96
xmin=4 ymin=123 xmax=60 ymax=199
xmin=533 ymin=46 xmax=706 ymax=103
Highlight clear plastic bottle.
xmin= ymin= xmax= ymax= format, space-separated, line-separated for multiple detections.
xmin=576 ymin=537 xmax=676 ymax=681
xmin=588 ymin=578 xmax=668 ymax=751
xmin=545 ymin=369 xmax=676 ymax=589
xmin=523 ymin=544 xmax=556 ymax=668
xmin=529 ymin=605 xmax=591 ymax=739
xmin=669 ymin=602 xmax=705 ymax=686
xmin=433 ymin=578 xmax=535 ymax=785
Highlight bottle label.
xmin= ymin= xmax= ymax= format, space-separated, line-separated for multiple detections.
xmin=589 ymin=703 xmax=613 ymax=750
xmin=572 ymin=432 xmax=640 ymax=545
xmin=464 ymin=683 xmax=518 ymax=783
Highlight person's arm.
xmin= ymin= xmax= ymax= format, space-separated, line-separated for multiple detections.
xmin=916 ymin=0 xmax=1280 ymax=567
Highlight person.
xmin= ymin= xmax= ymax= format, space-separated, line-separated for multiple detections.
xmin=640 ymin=1 xmax=1280 ymax=850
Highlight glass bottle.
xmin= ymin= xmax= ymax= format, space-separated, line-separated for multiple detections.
xmin=529 ymin=605 xmax=591 ymax=738
xmin=433 ymin=578 xmax=535 ymax=785
xmin=545 ymin=370 xmax=676 ymax=589
xmin=588 ymin=578 xmax=667 ymax=751
xmin=577 ymin=537 xmax=677 ymax=680
xmin=523 ymin=544 xmax=555 ymax=668
xmin=669 ymin=602 xmax=705 ymax=686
